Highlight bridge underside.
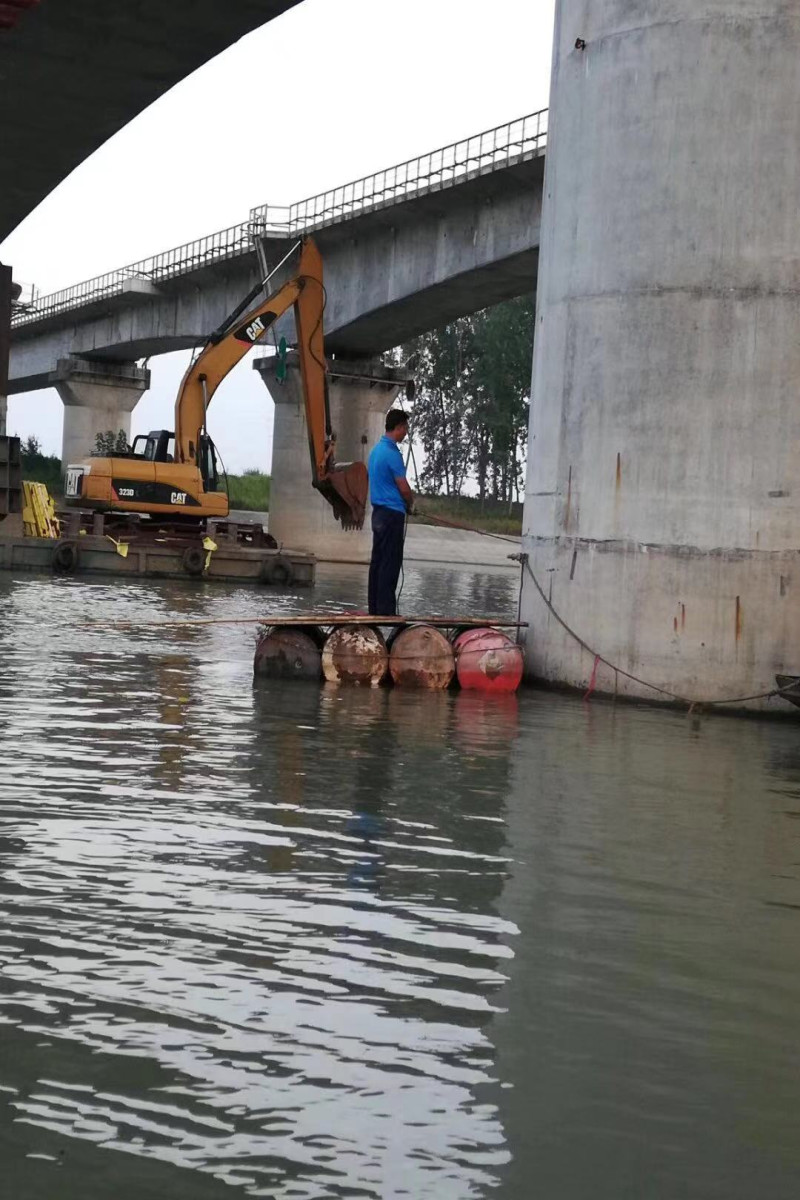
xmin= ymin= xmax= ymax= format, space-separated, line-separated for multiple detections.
xmin=0 ymin=0 xmax=302 ymax=240
xmin=327 ymin=249 xmax=538 ymax=355
xmin=9 ymin=156 xmax=543 ymax=390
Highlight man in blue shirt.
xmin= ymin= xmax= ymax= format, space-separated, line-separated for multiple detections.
xmin=367 ymin=409 xmax=415 ymax=615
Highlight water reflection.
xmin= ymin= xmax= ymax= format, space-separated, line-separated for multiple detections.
xmin=4 ymin=570 xmax=800 ymax=1198
xmin=490 ymin=700 xmax=800 ymax=1200
xmin=0 ymin=570 xmax=517 ymax=1198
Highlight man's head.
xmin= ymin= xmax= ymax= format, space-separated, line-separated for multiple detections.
xmin=385 ymin=409 xmax=409 ymax=443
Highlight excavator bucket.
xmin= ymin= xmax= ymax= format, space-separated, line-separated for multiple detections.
xmin=317 ymin=462 xmax=369 ymax=531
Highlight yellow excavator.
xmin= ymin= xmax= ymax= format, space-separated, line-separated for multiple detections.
xmin=63 ymin=238 xmax=368 ymax=530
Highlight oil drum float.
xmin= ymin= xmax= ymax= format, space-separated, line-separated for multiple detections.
xmin=254 ymin=627 xmax=322 ymax=681
xmin=452 ymin=628 xmax=523 ymax=693
xmin=389 ymin=625 xmax=455 ymax=689
xmin=321 ymin=624 xmax=388 ymax=686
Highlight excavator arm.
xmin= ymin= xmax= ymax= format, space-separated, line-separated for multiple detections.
xmin=173 ymin=238 xmax=368 ymax=529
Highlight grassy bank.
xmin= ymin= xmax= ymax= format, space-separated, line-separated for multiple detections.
xmin=227 ymin=469 xmax=271 ymax=512
xmin=411 ymin=494 xmax=522 ymax=536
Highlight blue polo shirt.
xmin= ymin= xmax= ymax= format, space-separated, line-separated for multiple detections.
xmin=368 ymin=435 xmax=407 ymax=513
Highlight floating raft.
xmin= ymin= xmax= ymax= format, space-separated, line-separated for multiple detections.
xmin=254 ymin=615 xmax=526 ymax=691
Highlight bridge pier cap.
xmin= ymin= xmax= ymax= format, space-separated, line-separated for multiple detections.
xmin=51 ymin=356 xmax=150 ymax=467
xmin=255 ymin=354 xmax=405 ymax=563
xmin=522 ymin=0 xmax=800 ymax=710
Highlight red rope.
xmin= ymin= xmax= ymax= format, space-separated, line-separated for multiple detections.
xmin=583 ymin=654 xmax=600 ymax=702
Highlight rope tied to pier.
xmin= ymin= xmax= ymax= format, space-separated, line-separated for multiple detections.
xmin=378 ymin=508 xmax=794 ymax=710
xmin=518 ymin=552 xmax=790 ymax=711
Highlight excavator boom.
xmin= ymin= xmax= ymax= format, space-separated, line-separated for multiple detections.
xmin=174 ymin=238 xmax=368 ymax=530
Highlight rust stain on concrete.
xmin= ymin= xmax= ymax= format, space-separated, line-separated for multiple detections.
xmin=564 ymin=465 xmax=573 ymax=531
xmin=681 ymin=603 xmax=686 ymax=630
xmin=615 ymin=452 xmax=622 ymax=491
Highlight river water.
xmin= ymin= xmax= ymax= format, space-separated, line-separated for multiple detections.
xmin=3 ymin=563 xmax=800 ymax=1199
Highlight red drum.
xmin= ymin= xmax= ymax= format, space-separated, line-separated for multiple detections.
xmin=452 ymin=628 xmax=523 ymax=693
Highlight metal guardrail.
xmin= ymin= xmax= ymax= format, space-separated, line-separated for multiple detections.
xmin=252 ymin=109 xmax=548 ymax=235
xmin=12 ymin=214 xmax=290 ymax=329
xmin=12 ymin=222 xmax=248 ymax=327
xmin=13 ymin=110 xmax=547 ymax=330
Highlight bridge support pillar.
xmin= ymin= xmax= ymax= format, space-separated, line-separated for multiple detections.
xmin=522 ymin=0 xmax=800 ymax=709
xmin=255 ymin=355 xmax=405 ymax=563
xmin=51 ymin=357 xmax=150 ymax=465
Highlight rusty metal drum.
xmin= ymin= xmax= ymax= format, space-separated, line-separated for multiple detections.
xmin=389 ymin=625 xmax=455 ymax=689
xmin=321 ymin=624 xmax=388 ymax=686
xmin=452 ymin=628 xmax=523 ymax=693
xmin=254 ymin=627 xmax=322 ymax=681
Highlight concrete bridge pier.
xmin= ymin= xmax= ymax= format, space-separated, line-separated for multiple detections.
xmin=255 ymin=355 xmax=405 ymax=563
xmin=521 ymin=0 xmax=800 ymax=710
xmin=53 ymin=357 xmax=150 ymax=465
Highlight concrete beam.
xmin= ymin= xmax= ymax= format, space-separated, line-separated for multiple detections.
xmin=9 ymin=158 xmax=542 ymax=391
xmin=52 ymin=356 xmax=150 ymax=466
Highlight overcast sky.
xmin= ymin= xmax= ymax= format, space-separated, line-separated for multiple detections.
xmin=1 ymin=0 xmax=555 ymax=471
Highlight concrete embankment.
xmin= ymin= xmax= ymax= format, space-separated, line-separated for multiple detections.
xmin=230 ymin=510 xmax=520 ymax=573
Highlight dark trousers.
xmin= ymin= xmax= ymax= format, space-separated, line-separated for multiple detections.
xmin=368 ymin=505 xmax=406 ymax=615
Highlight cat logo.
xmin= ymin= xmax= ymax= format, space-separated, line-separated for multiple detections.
xmin=171 ymin=491 xmax=187 ymax=505
xmin=234 ymin=310 xmax=276 ymax=344
xmin=245 ymin=317 xmax=265 ymax=342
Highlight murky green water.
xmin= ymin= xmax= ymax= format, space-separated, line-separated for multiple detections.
xmin=3 ymin=564 xmax=800 ymax=1199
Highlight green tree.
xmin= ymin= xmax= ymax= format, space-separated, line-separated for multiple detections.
xmin=20 ymin=437 xmax=62 ymax=495
xmin=407 ymin=320 xmax=478 ymax=496
xmin=472 ymin=295 xmax=534 ymax=507
xmin=397 ymin=295 xmax=534 ymax=504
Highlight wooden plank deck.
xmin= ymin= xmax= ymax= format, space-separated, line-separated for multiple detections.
xmin=260 ymin=614 xmax=527 ymax=628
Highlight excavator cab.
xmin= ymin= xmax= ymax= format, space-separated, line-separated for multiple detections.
xmin=198 ymin=434 xmax=222 ymax=493
xmin=127 ymin=429 xmax=222 ymax=492
xmin=130 ymin=430 xmax=175 ymax=463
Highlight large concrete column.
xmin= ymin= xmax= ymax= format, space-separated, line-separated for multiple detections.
xmin=51 ymin=356 xmax=150 ymax=465
xmin=522 ymin=1 xmax=800 ymax=709
xmin=255 ymin=355 xmax=404 ymax=562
